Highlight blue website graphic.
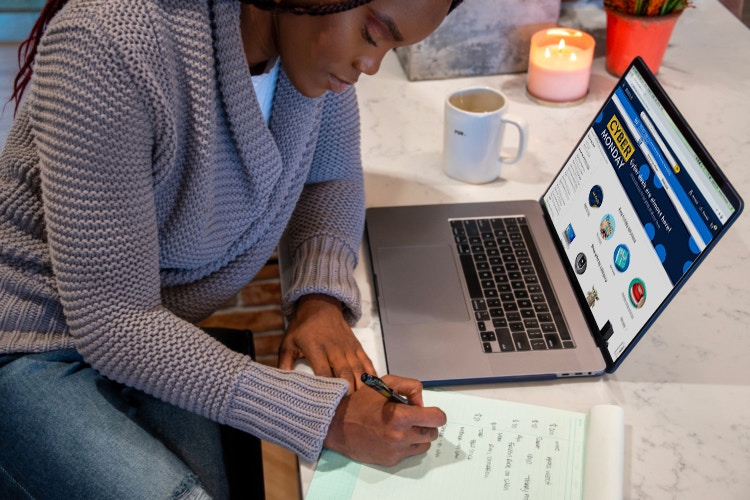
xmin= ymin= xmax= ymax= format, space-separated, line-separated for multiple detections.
xmin=593 ymin=89 xmax=715 ymax=284
xmin=543 ymin=67 xmax=735 ymax=362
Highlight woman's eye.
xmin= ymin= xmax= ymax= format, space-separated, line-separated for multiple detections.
xmin=362 ymin=27 xmax=378 ymax=47
xmin=362 ymin=15 xmax=390 ymax=48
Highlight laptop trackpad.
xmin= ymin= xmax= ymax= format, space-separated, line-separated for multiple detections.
xmin=377 ymin=245 xmax=470 ymax=325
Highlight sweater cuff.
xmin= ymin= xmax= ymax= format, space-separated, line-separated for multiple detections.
xmin=224 ymin=362 xmax=349 ymax=461
xmin=281 ymin=235 xmax=361 ymax=325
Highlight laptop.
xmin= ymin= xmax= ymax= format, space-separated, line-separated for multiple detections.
xmin=365 ymin=57 xmax=744 ymax=386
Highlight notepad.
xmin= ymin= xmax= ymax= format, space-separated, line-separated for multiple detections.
xmin=306 ymin=391 xmax=624 ymax=500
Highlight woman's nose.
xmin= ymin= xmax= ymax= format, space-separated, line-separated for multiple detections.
xmin=354 ymin=51 xmax=386 ymax=76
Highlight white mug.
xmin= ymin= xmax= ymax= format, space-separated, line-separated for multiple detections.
xmin=443 ymin=87 xmax=528 ymax=184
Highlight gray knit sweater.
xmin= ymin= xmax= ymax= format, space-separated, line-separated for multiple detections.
xmin=0 ymin=0 xmax=365 ymax=461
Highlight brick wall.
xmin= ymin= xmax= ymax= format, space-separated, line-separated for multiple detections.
xmin=198 ymin=255 xmax=285 ymax=367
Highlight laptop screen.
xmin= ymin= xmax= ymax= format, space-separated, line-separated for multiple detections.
xmin=541 ymin=58 xmax=742 ymax=369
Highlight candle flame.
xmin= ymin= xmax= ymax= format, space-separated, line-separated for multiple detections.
xmin=557 ymin=39 xmax=566 ymax=53
xmin=545 ymin=47 xmax=551 ymax=58
xmin=571 ymin=52 xmax=577 ymax=62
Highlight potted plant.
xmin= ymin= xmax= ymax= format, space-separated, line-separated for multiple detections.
xmin=603 ymin=0 xmax=693 ymax=76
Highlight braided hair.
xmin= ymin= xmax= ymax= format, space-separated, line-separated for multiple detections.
xmin=9 ymin=0 xmax=464 ymax=114
xmin=245 ymin=0 xmax=464 ymax=16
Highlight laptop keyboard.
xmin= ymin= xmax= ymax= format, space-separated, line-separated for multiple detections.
xmin=450 ymin=216 xmax=574 ymax=353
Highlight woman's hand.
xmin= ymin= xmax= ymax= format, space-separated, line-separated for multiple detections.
xmin=278 ymin=294 xmax=376 ymax=393
xmin=323 ymin=375 xmax=446 ymax=466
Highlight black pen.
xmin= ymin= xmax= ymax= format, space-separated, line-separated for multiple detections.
xmin=361 ymin=373 xmax=413 ymax=405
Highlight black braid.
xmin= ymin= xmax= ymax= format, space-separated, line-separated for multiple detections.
xmin=242 ymin=0 xmax=373 ymax=15
xmin=243 ymin=0 xmax=464 ymax=16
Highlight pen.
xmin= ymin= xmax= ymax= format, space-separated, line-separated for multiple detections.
xmin=361 ymin=373 xmax=413 ymax=405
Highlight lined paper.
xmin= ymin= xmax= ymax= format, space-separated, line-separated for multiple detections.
xmin=307 ymin=390 xmax=623 ymax=500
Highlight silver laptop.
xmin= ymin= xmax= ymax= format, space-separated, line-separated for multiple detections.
xmin=365 ymin=58 xmax=744 ymax=386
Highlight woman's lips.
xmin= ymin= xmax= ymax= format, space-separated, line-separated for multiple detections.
xmin=329 ymin=74 xmax=353 ymax=93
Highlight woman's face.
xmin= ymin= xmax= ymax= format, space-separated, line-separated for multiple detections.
xmin=273 ymin=0 xmax=452 ymax=97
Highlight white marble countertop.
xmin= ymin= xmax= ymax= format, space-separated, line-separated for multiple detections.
xmin=300 ymin=1 xmax=750 ymax=498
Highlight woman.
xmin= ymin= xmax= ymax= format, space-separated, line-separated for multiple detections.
xmin=0 ymin=0 xmax=462 ymax=498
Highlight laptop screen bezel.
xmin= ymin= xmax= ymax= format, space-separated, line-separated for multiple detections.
xmin=538 ymin=57 xmax=744 ymax=372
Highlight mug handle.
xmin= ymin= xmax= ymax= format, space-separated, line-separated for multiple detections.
xmin=499 ymin=115 xmax=528 ymax=165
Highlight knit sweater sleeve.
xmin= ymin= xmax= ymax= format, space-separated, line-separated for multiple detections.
xmin=28 ymin=4 xmax=346 ymax=461
xmin=281 ymin=86 xmax=366 ymax=324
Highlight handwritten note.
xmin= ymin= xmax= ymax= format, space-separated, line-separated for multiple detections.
xmin=306 ymin=390 xmax=623 ymax=500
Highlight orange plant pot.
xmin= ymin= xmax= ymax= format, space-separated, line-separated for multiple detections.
xmin=605 ymin=8 xmax=682 ymax=77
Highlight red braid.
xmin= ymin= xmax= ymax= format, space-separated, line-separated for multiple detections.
xmin=9 ymin=0 xmax=69 ymax=116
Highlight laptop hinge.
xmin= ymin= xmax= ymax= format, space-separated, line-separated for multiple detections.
xmin=594 ymin=321 xmax=614 ymax=349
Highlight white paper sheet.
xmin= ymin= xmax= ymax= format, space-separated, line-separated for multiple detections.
xmin=307 ymin=390 xmax=624 ymax=499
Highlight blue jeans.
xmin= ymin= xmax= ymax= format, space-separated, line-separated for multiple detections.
xmin=0 ymin=349 xmax=229 ymax=499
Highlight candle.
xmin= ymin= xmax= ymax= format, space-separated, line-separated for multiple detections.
xmin=527 ymin=28 xmax=595 ymax=105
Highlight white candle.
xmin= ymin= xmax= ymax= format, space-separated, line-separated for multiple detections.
xmin=527 ymin=28 xmax=595 ymax=104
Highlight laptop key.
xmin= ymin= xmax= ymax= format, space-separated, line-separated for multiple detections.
xmin=496 ymin=329 xmax=514 ymax=352
xmin=492 ymin=317 xmax=508 ymax=328
xmin=512 ymin=332 xmax=531 ymax=351
xmin=459 ymin=254 xmax=483 ymax=299
xmin=472 ymin=298 xmax=487 ymax=311
xmin=476 ymin=219 xmax=492 ymax=233
xmin=545 ymin=334 xmax=562 ymax=349
xmin=524 ymin=319 xmax=539 ymax=329
xmin=521 ymin=309 xmax=536 ymax=319
xmin=527 ymin=329 xmax=542 ymax=339
xmin=531 ymin=338 xmax=547 ymax=350
xmin=464 ymin=219 xmax=479 ymax=237
xmin=507 ymin=312 xmax=522 ymax=322
xmin=541 ymin=323 xmax=557 ymax=333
